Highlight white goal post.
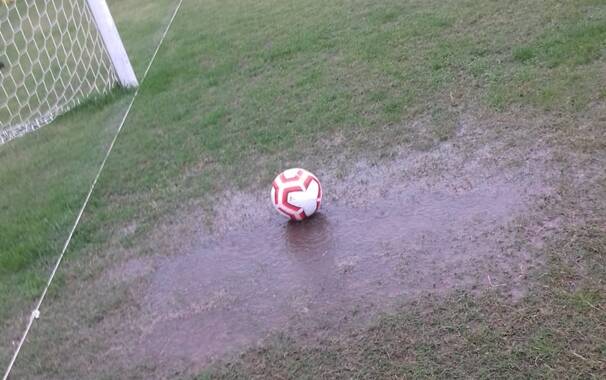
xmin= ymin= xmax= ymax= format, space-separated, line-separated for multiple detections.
xmin=86 ymin=0 xmax=138 ymax=88
xmin=0 ymin=0 xmax=137 ymax=144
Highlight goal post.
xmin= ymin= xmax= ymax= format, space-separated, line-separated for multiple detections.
xmin=86 ymin=0 xmax=138 ymax=88
xmin=0 ymin=0 xmax=138 ymax=144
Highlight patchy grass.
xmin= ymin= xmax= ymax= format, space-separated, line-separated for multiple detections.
xmin=195 ymin=113 xmax=606 ymax=379
xmin=202 ymin=280 xmax=605 ymax=379
xmin=1 ymin=0 xmax=605 ymax=377
xmin=199 ymin=214 xmax=606 ymax=378
xmin=513 ymin=22 xmax=606 ymax=67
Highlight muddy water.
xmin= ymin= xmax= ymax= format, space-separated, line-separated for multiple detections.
xmin=138 ymin=180 xmax=539 ymax=364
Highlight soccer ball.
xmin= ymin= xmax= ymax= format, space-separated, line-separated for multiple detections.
xmin=271 ymin=168 xmax=322 ymax=221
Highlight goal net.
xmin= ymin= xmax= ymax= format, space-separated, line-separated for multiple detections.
xmin=0 ymin=0 xmax=135 ymax=144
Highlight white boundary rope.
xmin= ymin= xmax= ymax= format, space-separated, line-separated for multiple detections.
xmin=3 ymin=1 xmax=184 ymax=378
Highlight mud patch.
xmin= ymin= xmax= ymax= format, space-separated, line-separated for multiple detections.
xmin=135 ymin=176 xmax=548 ymax=369
xmin=97 ymin=111 xmax=565 ymax=377
xmin=105 ymin=255 xmax=155 ymax=283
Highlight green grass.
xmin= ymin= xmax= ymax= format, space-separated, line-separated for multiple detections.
xmin=1 ymin=0 xmax=605 ymax=376
xmin=0 ymin=92 xmax=129 ymax=314
xmin=0 ymin=0 xmax=179 ymax=345
xmin=70 ymin=0 xmax=606 ymax=241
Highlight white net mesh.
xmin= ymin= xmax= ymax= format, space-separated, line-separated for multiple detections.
xmin=0 ymin=0 xmax=119 ymax=144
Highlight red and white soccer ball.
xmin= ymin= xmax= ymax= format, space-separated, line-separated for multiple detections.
xmin=271 ymin=168 xmax=322 ymax=221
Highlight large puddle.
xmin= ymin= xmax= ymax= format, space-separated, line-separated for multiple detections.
xmin=138 ymin=180 xmax=541 ymax=364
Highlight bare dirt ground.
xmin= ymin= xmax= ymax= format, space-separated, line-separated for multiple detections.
xmin=10 ymin=105 xmax=604 ymax=379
